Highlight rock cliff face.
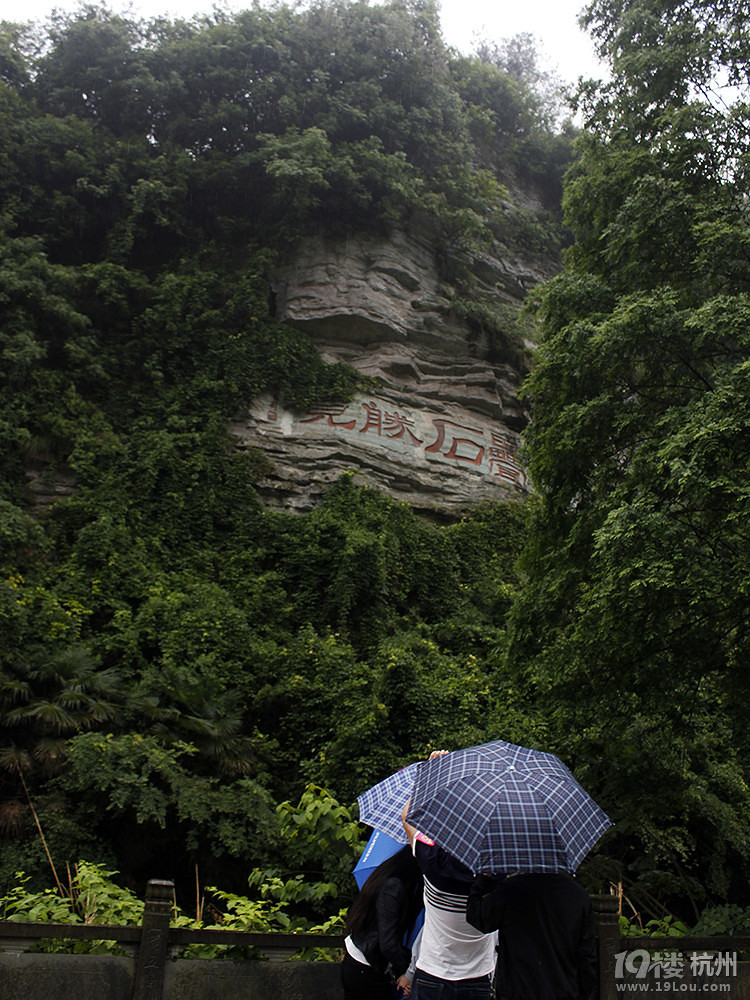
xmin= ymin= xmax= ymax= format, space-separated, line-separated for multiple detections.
xmin=230 ymin=227 xmax=547 ymax=516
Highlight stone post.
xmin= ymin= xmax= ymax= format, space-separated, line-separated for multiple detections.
xmin=592 ymin=893 xmax=620 ymax=1000
xmin=132 ymin=879 xmax=174 ymax=1000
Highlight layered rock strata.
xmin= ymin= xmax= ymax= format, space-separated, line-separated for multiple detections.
xmin=231 ymin=229 xmax=544 ymax=515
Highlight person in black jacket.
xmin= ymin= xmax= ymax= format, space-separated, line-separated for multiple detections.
xmin=342 ymin=845 xmax=424 ymax=1000
xmin=466 ymin=872 xmax=598 ymax=1000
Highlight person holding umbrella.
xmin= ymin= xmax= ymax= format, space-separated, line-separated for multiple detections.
xmin=466 ymin=871 xmax=598 ymax=1000
xmin=341 ymin=844 xmax=424 ymax=1000
xmin=400 ymin=779 xmax=497 ymax=998
xmin=398 ymin=740 xmax=610 ymax=1000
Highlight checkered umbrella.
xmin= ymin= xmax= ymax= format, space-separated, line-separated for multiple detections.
xmin=405 ymin=739 xmax=611 ymax=874
xmin=357 ymin=761 xmax=421 ymax=844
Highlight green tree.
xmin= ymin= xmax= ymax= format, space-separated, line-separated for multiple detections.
xmin=60 ymin=732 xmax=280 ymax=896
xmin=32 ymin=5 xmax=154 ymax=134
xmin=0 ymin=0 xmax=567 ymax=900
xmin=505 ymin=0 xmax=750 ymax=915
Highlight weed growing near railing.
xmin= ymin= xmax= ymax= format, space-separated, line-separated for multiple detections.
xmin=0 ymin=862 xmax=144 ymax=954
xmin=0 ymin=861 xmax=345 ymax=960
xmin=176 ymin=870 xmax=345 ymax=960
xmin=619 ymin=913 xmax=692 ymax=938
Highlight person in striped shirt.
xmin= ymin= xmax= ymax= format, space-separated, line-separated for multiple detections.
xmin=402 ymin=794 xmax=497 ymax=1000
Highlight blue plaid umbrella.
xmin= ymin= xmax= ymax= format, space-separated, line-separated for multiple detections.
xmin=357 ymin=761 xmax=421 ymax=844
xmin=405 ymin=739 xmax=611 ymax=874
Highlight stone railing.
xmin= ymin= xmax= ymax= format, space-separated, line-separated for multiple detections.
xmin=0 ymin=878 xmax=343 ymax=1000
xmin=593 ymin=894 xmax=750 ymax=1000
xmin=2 ymin=883 xmax=749 ymax=1000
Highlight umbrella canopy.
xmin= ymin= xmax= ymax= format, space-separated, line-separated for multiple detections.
xmin=353 ymin=829 xmax=405 ymax=889
xmin=405 ymin=739 xmax=611 ymax=875
xmin=357 ymin=761 xmax=420 ymax=844
xmin=351 ymin=829 xmax=425 ymax=950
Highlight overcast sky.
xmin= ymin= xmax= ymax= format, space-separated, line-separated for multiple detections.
xmin=441 ymin=0 xmax=606 ymax=82
xmin=7 ymin=0 xmax=608 ymax=83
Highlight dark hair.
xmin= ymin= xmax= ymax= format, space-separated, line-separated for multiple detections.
xmin=346 ymin=845 xmax=423 ymax=940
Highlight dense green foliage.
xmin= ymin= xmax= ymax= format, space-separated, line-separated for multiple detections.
xmin=2 ymin=0 xmax=747 ymax=930
xmin=0 ymin=794 xmax=356 ymax=954
xmin=0 ymin=0 xmax=558 ymax=910
xmin=506 ymin=0 xmax=750 ymax=919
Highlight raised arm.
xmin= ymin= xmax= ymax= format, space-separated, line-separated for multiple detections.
xmin=401 ymin=797 xmax=417 ymax=848
xmin=402 ymin=751 xmax=448 ymax=848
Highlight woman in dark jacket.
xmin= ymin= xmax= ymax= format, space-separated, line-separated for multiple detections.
xmin=341 ymin=845 xmax=424 ymax=1000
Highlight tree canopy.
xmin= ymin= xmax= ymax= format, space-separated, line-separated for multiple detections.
xmin=506 ymin=0 xmax=750 ymax=916
xmin=0 ymin=0 xmax=563 ymax=909
xmin=1 ymin=0 xmax=748 ymax=928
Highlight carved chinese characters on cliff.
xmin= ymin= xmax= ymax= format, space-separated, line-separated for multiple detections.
xmin=260 ymin=395 xmax=530 ymax=491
